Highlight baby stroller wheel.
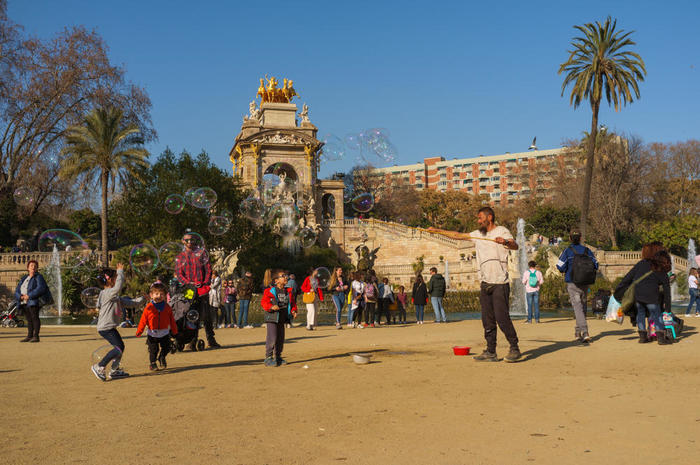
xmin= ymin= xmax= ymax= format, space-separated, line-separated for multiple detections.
xmin=170 ymin=342 xmax=178 ymax=354
xmin=197 ymin=339 xmax=205 ymax=351
xmin=17 ymin=320 xmax=24 ymax=327
xmin=176 ymin=342 xmax=184 ymax=352
xmin=7 ymin=319 xmax=16 ymax=328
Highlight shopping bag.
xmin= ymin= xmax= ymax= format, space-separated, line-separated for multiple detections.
xmin=605 ymin=295 xmax=623 ymax=324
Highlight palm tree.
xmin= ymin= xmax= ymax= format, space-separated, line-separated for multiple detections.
xmin=558 ymin=16 xmax=646 ymax=240
xmin=60 ymin=107 xmax=149 ymax=265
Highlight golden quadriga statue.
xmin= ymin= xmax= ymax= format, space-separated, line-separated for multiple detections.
xmin=257 ymin=76 xmax=298 ymax=104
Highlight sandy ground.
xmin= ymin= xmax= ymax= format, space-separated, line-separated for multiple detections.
xmin=2 ymin=316 xmax=700 ymax=465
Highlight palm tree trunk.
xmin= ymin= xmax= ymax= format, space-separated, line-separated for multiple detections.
xmin=580 ymin=101 xmax=600 ymax=241
xmin=100 ymin=170 xmax=109 ymax=266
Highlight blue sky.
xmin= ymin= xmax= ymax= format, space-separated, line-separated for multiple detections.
xmin=9 ymin=0 xmax=700 ymax=177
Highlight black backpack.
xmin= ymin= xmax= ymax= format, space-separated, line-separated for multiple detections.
xmin=569 ymin=245 xmax=597 ymax=286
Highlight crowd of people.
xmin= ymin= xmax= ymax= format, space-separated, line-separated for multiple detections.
xmin=12 ymin=209 xmax=696 ymax=379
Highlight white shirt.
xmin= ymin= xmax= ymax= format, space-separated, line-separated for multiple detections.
xmin=20 ymin=276 xmax=30 ymax=296
xmin=689 ymin=275 xmax=698 ymax=290
xmin=351 ymin=280 xmax=365 ymax=310
xmin=470 ymin=225 xmax=514 ymax=284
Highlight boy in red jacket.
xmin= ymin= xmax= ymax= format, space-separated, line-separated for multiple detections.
xmin=261 ymin=269 xmax=297 ymax=367
xmin=136 ymin=282 xmax=178 ymax=371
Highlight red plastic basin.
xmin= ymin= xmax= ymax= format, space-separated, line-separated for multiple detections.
xmin=452 ymin=346 xmax=471 ymax=355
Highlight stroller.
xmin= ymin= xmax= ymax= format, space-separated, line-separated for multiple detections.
xmin=169 ymin=282 xmax=205 ymax=353
xmin=1 ymin=302 xmax=25 ymax=328
xmin=592 ymin=289 xmax=611 ymax=319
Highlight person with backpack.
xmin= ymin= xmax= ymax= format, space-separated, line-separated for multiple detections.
xmin=521 ymin=261 xmax=543 ymax=323
xmin=556 ymin=230 xmax=599 ymax=343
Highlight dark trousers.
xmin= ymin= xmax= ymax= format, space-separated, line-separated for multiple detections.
xmin=98 ymin=329 xmax=124 ymax=369
xmin=147 ymin=335 xmax=170 ymax=364
xmin=365 ymin=302 xmax=376 ymax=324
xmin=378 ymin=298 xmax=391 ymax=324
xmin=480 ymin=282 xmax=519 ymax=353
xmin=265 ymin=320 xmax=286 ymax=358
xmin=191 ymin=298 xmax=216 ymax=346
xmin=23 ymin=305 xmax=41 ymax=338
xmin=353 ymin=303 xmax=364 ymax=324
xmin=397 ymin=305 xmax=406 ymax=323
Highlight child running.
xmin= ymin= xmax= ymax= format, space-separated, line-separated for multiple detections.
xmin=91 ymin=264 xmax=130 ymax=381
xmin=261 ymin=269 xmax=297 ymax=367
xmin=136 ymin=281 xmax=178 ymax=371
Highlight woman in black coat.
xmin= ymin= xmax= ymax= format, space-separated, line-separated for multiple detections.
xmin=614 ymin=249 xmax=672 ymax=344
xmin=412 ymin=275 xmax=428 ymax=324
xmin=14 ymin=260 xmax=50 ymax=342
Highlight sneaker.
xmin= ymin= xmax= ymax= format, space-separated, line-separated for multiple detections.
xmin=19 ymin=337 xmax=31 ymax=342
xmin=695 ymin=314 xmax=700 ymax=318
xmin=581 ymin=334 xmax=592 ymax=344
xmin=158 ymin=357 xmax=167 ymax=369
xmin=347 ymin=324 xmax=354 ymax=328
xmin=276 ymin=357 xmax=287 ymax=366
xmin=358 ymin=323 xmax=365 ymax=329
xmin=91 ymin=364 xmax=106 ymax=381
xmin=336 ymin=324 xmax=342 ymax=330
xmin=504 ymin=348 xmax=522 ymax=363
xmin=245 ymin=325 xmax=254 ymax=328
xmin=209 ymin=341 xmax=221 ymax=349
xmin=474 ymin=351 xmax=498 ymax=362
xmin=233 ymin=324 xmax=239 ymax=328
xmin=370 ymin=323 xmax=376 ymax=328
xmin=110 ymin=367 xmax=130 ymax=379
xmin=150 ymin=363 xmax=158 ymax=371
xmin=264 ymin=357 xmax=277 ymax=367
xmin=524 ymin=320 xmax=531 ymax=324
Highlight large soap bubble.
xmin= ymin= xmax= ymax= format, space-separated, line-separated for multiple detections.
xmin=240 ymin=196 xmax=265 ymax=222
xmin=208 ymin=216 xmax=230 ymax=236
xmin=351 ymin=193 xmax=374 ymax=213
xmin=314 ymin=267 xmax=332 ymax=289
xmin=129 ymin=244 xmax=159 ymax=275
xmin=320 ymin=134 xmax=345 ymax=162
xmin=191 ymin=187 xmax=217 ymax=209
xmin=13 ymin=187 xmax=35 ymax=207
xmin=297 ymin=227 xmax=317 ymax=248
xmin=158 ymin=242 xmax=184 ymax=270
xmin=164 ymin=194 xmax=185 ymax=214
xmin=81 ymin=287 xmax=101 ymax=308
xmin=39 ymin=229 xmax=88 ymax=252
xmin=184 ymin=188 xmax=198 ymax=206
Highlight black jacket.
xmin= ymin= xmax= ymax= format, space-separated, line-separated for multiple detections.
xmin=427 ymin=273 xmax=446 ymax=297
xmin=614 ymin=259 xmax=671 ymax=311
xmin=412 ymin=281 xmax=428 ymax=305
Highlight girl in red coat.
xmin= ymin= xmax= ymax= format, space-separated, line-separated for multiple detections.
xmin=261 ymin=269 xmax=297 ymax=367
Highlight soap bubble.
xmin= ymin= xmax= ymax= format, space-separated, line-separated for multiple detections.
xmin=81 ymin=287 xmax=101 ymax=308
xmin=38 ymin=230 xmax=91 ymax=267
xmin=164 ymin=194 xmax=185 ymax=214
xmin=158 ymin=242 xmax=184 ymax=270
xmin=191 ymin=187 xmax=217 ymax=209
xmin=297 ymin=227 xmax=317 ymax=248
xmin=208 ymin=216 xmax=230 ymax=236
xmin=351 ymin=193 xmax=374 ymax=213
xmin=345 ymin=133 xmax=362 ymax=151
xmin=13 ymin=187 xmax=35 ymax=207
xmin=184 ymin=188 xmax=198 ymax=206
xmin=91 ymin=344 xmax=115 ymax=366
xmin=129 ymin=244 xmax=159 ymax=275
xmin=240 ymin=196 xmax=265 ymax=222
xmin=186 ymin=309 xmax=199 ymax=323
xmin=209 ymin=206 xmax=233 ymax=223
xmin=314 ymin=267 xmax=331 ymax=288
xmin=320 ymin=134 xmax=345 ymax=162
xmin=71 ymin=262 xmax=98 ymax=285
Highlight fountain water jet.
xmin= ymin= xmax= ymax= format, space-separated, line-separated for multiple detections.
xmin=510 ymin=218 xmax=528 ymax=315
xmin=46 ymin=245 xmax=63 ymax=321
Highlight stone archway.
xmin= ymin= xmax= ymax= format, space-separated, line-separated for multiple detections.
xmin=264 ymin=162 xmax=298 ymax=181
xmin=321 ymin=193 xmax=335 ymax=220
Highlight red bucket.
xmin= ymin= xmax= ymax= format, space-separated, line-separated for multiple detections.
xmin=452 ymin=346 xmax=471 ymax=355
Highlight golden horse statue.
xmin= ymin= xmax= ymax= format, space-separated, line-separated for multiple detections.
xmin=258 ymin=76 xmax=297 ymax=104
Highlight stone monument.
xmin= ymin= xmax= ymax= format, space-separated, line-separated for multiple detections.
xmin=230 ymin=76 xmax=344 ymax=225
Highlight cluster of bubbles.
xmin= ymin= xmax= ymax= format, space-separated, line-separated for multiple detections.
xmin=321 ymin=128 xmax=397 ymax=165
xmin=13 ymin=187 xmax=35 ymax=207
xmin=164 ymin=187 xmax=232 ymax=236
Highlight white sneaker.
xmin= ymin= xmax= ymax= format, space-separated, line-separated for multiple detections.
xmin=347 ymin=324 xmax=353 ymax=328
xmin=695 ymin=314 xmax=700 ymax=318
xmin=245 ymin=325 xmax=254 ymax=328
xmin=91 ymin=364 xmax=106 ymax=382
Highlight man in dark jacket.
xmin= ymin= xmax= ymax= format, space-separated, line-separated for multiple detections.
xmin=237 ymin=271 xmax=254 ymax=328
xmin=427 ymin=267 xmax=447 ymax=323
xmin=556 ymin=230 xmax=598 ymax=343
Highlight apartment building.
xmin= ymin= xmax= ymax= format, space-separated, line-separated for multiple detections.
xmin=366 ymin=147 xmax=576 ymax=204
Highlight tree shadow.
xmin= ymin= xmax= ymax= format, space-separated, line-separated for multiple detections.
xmin=520 ymin=328 xmax=635 ymax=361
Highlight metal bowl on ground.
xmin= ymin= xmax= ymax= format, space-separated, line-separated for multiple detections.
xmin=352 ymin=353 xmax=372 ymax=364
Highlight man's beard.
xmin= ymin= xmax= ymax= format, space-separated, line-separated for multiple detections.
xmin=478 ymin=225 xmax=488 ymax=234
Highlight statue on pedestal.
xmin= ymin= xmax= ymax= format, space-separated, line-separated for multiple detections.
xmin=299 ymin=103 xmax=310 ymax=123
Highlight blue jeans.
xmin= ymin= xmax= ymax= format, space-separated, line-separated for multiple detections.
xmin=97 ymin=329 xmax=124 ymax=370
xmin=526 ymin=291 xmax=540 ymax=322
xmin=686 ymin=289 xmax=699 ymax=315
xmin=415 ymin=304 xmax=425 ymax=322
xmin=332 ymin=293 xmax=345 ymax=324
xmin=431 ymin=296 xmax=446 ymax=322
xmin=221 ymin=302 xmax=236 ymax=325
xmin=238 ymin=300 xmax=250 ymax=327
xmin=635 ymin=301 xmax=663 ymax=332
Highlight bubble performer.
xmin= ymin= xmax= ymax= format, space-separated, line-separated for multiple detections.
xmin=175 ymin=232 xmax=220 ymax=349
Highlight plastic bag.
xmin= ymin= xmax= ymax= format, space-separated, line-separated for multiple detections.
xmin=605 ymin=295 xmax=624 ymax=324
